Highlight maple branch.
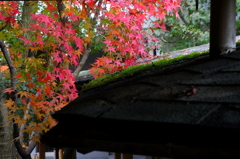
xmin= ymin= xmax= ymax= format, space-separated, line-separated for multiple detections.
xmin=56 ymin=0 xmax=68 ymax=25
xmin=0 ymin=40 xmax=18 ymax=90
xmin=19 ymin=100 xmax=31 ymax=145
xmin=85 ymin=2 xmax=91 ymax=17
xmin=179 ymin=11 xmax=189 ymax=25
xmin=0 ymin=40 xmax=32 ymax=159
xmin=21 ymin=1 xmax=38 ymax=57
xmin=73 ymin=0 xmax=103 ymax=77
xmin=73 ymin=0 xmax=102 ymax=29
xmin=182 ymin=0 xmax=191 ymax=6
xmin=26 ymin=132 xmax=39 ymax=154
xmin=92 ymin=0 xmax=103 ymax=24
xmin=26 ymin=141 xmax=37 ymax=154
xmin=72 ymin=1 xmax=89 ymax=29
xmin=0 ymin=22 xmax=8 ymax=32
xmin=73 ymin=48 xmax=91 ymax=77
xmin=72 ymin=20 xmax=81 ymax=29
xmin=13 ymin=123 xmax=32 ymax=159
xmin=24 ymin=93 xmax=39 ymax=153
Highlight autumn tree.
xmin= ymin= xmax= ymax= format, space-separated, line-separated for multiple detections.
xmin=0 ymin=0 xmax=181 ymax=159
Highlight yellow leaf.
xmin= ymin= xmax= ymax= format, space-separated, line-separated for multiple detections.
xmin=63 ymin=58 xmax=70 ymax=63
xmin=31 ymin=136 xmax=40 ymax=143
xmin=17 ymin=91 xmax=28 ymax=98
xmin=88 ymin=30 xmax=94 ymax=38
xmin=79 ymin=10 xmax=88 ymax=20
xmin=52 ymin=81 xmax=57 ymax=87
xmin=14 ymin=117 xmax=25 ymax=127
xmin=83 ymin=36 xmax=92 ymax=43
xmin=13 ymin=136 xmax=21 ymax=142
xmin=65 ymin=3 xmax=71 ymax=10
xmin=29 ymin=47 xmax=39 ymax=52
xmin=18 ymin=105 xmax=28 ymax=113
xmin=74 ymin=50 xmax=82 ymax=56
xmin=23 ymin=113 xmax=30 ymax=120
xmin=84 ymin=22 xmax=92 ymax=30
xmin=4 ymin=99 xmax=15 ymax=108
xmin=36 ymin=112 xmax=44 ymax=121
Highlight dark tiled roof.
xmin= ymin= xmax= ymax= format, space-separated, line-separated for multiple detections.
xmin=42 ymin=50 xmax=240 ymax=158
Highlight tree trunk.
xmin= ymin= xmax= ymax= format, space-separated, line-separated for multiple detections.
xmin=21 ymin=1 xmax=38 ymax=57
xmin=0 ymin=85 xmax=16 ymax=159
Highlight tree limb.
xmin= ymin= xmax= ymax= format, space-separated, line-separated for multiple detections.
xmin=19 ymin=101 xmax=31 ymax=145
xmin=21 ymin=1 xmax=38 ymax=57
xmin=0 ymin=40 xmax=32 ymax=159
xmin=73 ymin=0 xmax=103 ymax=77
xmin=13 ymin=123 xmax=32 ymax=159
xmin=56 ymin=0 xmax=68 ymax=25
xmin=0 ymin=22 xmax=8 ymax=32
xmin=73 ymin=48 xmax=91 ymax=78
xmin=178 ymin=11 xmax=190 ymax=25
xmin=92 ymin=0 xmax=103 ymax=24
xmin=26 ymin=132 xmax=39 ymax=154
xmin=0 ymin=40 xmax=17 ymax=90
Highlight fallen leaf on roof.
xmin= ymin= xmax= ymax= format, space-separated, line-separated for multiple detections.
xmin=177 ymin=87 xmax=197 ymax=98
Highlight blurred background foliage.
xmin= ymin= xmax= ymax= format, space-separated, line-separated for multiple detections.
xmin=152 ymin=0 xmax=240 ymax=54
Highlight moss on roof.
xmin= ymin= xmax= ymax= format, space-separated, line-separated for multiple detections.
xmin=81 ymin=50 xmax=209 ymax=92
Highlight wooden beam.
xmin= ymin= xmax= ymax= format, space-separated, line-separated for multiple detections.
xmin=114 ymin=153 xmax=121 ymax=159
xmin=210 ymin=0 xmax=236 ymax=58
xmin=151 ymin=157 xmax=163 ymax=159
xmin=39 ymin=143 xmax=45 ymax=159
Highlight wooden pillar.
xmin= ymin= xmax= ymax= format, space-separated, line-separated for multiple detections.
xmin=39 ymin=143 xmax=45 ymax=159
xmin=59 ymin=149 xmax=63 ymax=159
xmin=114 ymin=153 xmax=121 ymax=159
xmin=122 ymin=154 xmax=133 ymax=159
xmin=72 ymin=149 xmax=76 ymax=159
xmin=62 ymin=148 xmax=76 ymax=159
xmin=210 ymin=0 xmax=236 ymax=58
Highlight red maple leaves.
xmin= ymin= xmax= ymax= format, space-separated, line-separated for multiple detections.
xmin=89 ymin=0 xmax=181 ymax=78
xmin=0 ymin=0 xmax=181 ymax=144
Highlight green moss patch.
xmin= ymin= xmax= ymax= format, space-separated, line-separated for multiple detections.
xmin=81 ymin=50 xmax=209 ymax=92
